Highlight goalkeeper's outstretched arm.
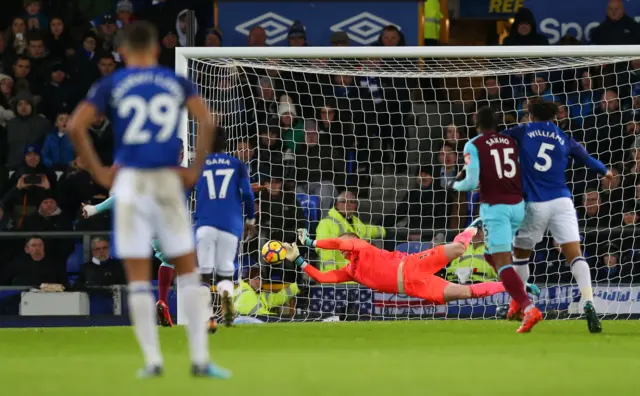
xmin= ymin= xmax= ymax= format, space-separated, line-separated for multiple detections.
xmin=296 ymin=229 xmax=357 ymax=252
xmin=283 ymin=242 xmax=352 ymax=284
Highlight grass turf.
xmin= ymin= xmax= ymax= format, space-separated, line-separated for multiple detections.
xmin=1 ymin=320 xmax=639 ymax=396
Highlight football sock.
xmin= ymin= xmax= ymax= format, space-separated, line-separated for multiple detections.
xmin=570 ymin=257 xmax=594 ymax=304
xmin=216 ymin=275 xmax=234 ymax=298
xmin=513 ymin=258 xmax=530 ymax=284
xmin=469 ymin=282 xmax=505 ymax=298
xmin=157 ymin=263 xmax=175 ymax=304
xmin=178 ymin=271 xmax=211 ymax=366
xmin=128 ymin=281 xmax=163 ymax=368
xmin=498 ymin=265 xmax=532 ymax=311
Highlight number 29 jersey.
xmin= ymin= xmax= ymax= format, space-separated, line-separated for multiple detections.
xmin=85 ymin=66 xmax=197 ymax=169
xmin=503 ymin=121 xmax=607 ymax=202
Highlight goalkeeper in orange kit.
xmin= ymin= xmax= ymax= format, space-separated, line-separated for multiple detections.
xmin=285 ymin=222 xmax=535 ymax=304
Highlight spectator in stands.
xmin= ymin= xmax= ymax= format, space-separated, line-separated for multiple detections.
xmin=257 ymin=126 xmax=284 ymax=176
xmin=234 ymin=265 xmax=299 ymax=317
xmin=75 ymin=237 xmax=125 ymax=288
xmin=115 ymin=1 xmax=135 ymax=27
xmin=45 ymin=16 xmax=74 ymax=60
xmin=97 ymin=52 xmax=117 ymax=78
xmin=24 ymin=32 xmax=48 ymax=90
xmin=568 ymin=69 xmax=601 ymax=127
xmin=0 ymin=74 xmax=15 ymax=127
xmin=5 ymin=90 xmax=51 ymax=168
xmin=248 ymin=26 xmax=267 ymax=47
xmin=5 ymin=17 xmax=28 ymax=57
xmin=397 ymin=165 xmax=450 ymax=232
xmin=600 ymin=165 xmax=624 ymax=214
xmin=619 ymin=204 xmax=639 ymax=252
xmin=204 ymin=27 xmax=222 ymax=47
xmin=578 ymin=189 xmax=618 ymax=229
xmin=555 ymin=102 xmax=579 ymax=136
xmin=516 ymin=74 xmax=559 ymax=121
xmin=89 ymin=113 xmax=114 ymax=166
xmin=378 ymin=25 xmax=405 ymax=46
xmin=531 ymin=239 xmax=574 ymax=284
xmin=287 ymin=21 xmax=307 ymax=47
xmin=583 ymin=88 xmax=625 ymax=164
xmin=41 ymin=112 xmax=73 ymax=170
xmin=477 ymin=76 xmax=514 ymax=113
xmin=295 ymin=120 xmax=342 ymax=216
xmin=68 ymin=31 xmax=99 ymax=95
xmin=315 ymin=190 xmax=386 ymax=272
xmin=94 ymin=14 xmax=118 ymax=53
xmin=278 ymin=96 xmax=304 ymax=154
xmin=591 ymin=0 xmax=640 ymax=45
xmin=317 ymin=103 xmax=351 ymax=148
xmin=594 ymin=243 xmax=635 ymax=282
xmin=446 ymin=227 xmax=497 ymax=284
xmin=436 ymin=143 xmax=459 ymax=190
xmin=502 ymin=8 xmax=548 ymax=46
xmin=0 ymin=236 xmax=65 ymax=287
xmin=24 ymin=0 xmax=48 ymax=32
xmin=41 ymin=61 xmax=77 ymax=121
xmin=57 ymin=154 xmax=109 ymax=221
xmin=443 ymin=123 xmax=465 ymax=153
xmin=235 ymin=138 xmax=260 ymax=184
xmin=158 ymin=29 xmax=178 ymax=69
xmin=250 ymin=76 xmax=278 ymax=126
xmin=330 ymin=31 xmax=349 ymax=46
xmin=10 ymin=56 xmax=37 ymax=95
xmin=259 ymin=174 xmax=304 ymax=247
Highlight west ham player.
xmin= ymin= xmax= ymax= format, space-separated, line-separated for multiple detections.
xmin=81 ymin=140 xmax=189 ymax=328
xmin=67 ymin=22 xmax=229 ymax=378
xmin=194 ymin=129 xmax=256 ymax=326
xmin=453 ymin=107 xmax=542 ymax=333
xmin=504 ymin=100 xmax=611 ymax=333
xmin=289 ymin=227 xmax=539 ymax=304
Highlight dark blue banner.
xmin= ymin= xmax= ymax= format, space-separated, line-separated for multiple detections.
xmin=217 ymin=1 xmax=419 ymax=47
xmin=459 ymin=0 xmax=640 ymax=44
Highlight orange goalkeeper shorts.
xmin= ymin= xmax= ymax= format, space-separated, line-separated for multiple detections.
xmin=400 ymin=245 xmax=450 ymax=305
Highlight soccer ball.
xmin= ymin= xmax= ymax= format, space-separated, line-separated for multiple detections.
xmin=261 ymin=240 xmax=287 ymax=265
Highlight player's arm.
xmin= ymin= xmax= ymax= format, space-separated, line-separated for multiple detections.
xmin=568 ymin=137 xmax=609 ymax=176
xmin=452 ymin=141 xmax=480 ymax=192
xmin=82 ymin=195 xmax=115 ymax=218
xmin=283 ymin=243 xmax=352 ymax=283
xmin=500 ymin=124 xmax=525 ymax=143
xmin=68 ymin=80 xmax=112 ymax=188
xmin=296 ymin=229 xmax=357 ymax=252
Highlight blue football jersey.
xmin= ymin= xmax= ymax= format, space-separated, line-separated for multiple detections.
xmin=504 ymin=121 xmax=607 ymax=202
xmin=195 ymin=153 xmax=256 ymax=238
xmin=85 ymin=66 xmax=197 ymax=169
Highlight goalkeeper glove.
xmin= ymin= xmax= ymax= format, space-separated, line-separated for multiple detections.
xmin=297 ymin=228 xmax=314 ymax=247
xmin=283 ymin=242 xmax=305 ymax=267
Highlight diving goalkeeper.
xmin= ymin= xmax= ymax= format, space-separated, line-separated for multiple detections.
xmin=288 ymin=224 xmax=538 ymax=304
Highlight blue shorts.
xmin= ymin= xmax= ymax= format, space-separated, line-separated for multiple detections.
xmin=479 ymin=201 xmax=525 ymax=254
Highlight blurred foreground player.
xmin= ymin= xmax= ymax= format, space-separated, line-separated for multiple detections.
xmin=67 ymin=21 xmax=230 ymax=378
xmin=504 ymin=100 xmax=611 ymax=333
xmin=290 ymin=226 xmax=539 ymax=304
xmin=194 ymin=129 xmax=256 ymax=327
xmin=453 ymin=107 xmax=542 ymax=333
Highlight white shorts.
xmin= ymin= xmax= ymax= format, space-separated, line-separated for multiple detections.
xmin=112 ymin=168 xmax=194 ymax=259
xmin=196 ymin=226 xmax=239 ymax=277
xmin=513 ymin=197 xmax=580 ymax=250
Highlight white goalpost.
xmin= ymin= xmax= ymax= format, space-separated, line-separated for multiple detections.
xmin=176 ymin=45 xmax=640 ymax=325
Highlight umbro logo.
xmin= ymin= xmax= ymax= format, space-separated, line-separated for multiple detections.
xmin=330 ymin=12 xmax=399 ymax=45
xmin=235 ymin=12 xmax=295 ymax=45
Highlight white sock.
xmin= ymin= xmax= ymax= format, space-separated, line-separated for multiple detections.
xmin=128 ymin=282 xmax=163 ymax=368
xmin=512 ymin=258 xmax=530 ymax=285
xmin=571 ymin=257 xmax=594 ymax=304
xmin=216 ymin=279 xmax=234 ymax=298
xmin=178 ymin=272 xmax=210 ymax=366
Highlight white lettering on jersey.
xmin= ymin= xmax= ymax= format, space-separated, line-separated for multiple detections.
xmin=206 ymin=158 xmax=231 ymax=166
xmin=112 ymin=72 xmax=185 ymax=104
xmin=485 ymin=136 xmax=511 ymax=146
xmin=526 ymin=129 xmax=565 ymax=145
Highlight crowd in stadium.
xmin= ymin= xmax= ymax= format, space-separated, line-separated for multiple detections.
xmin=0 ymin=0 xmax=638 ymax=305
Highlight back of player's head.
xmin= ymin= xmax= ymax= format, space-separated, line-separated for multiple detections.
xmin=122 ymin=21 xmax=158 ymax=53
xmin=339 ymin=232 xmax=360 ymax=240
xmin=212 ymin=127 xmax=227 ymax=153
xmin=529 ymin=100 xmax=558 ymax=122
xmin=475 ymin=106 xmax=497 ymax=132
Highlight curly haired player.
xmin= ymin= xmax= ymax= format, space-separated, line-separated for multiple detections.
xmin=287 ymin=225 xmax=537 ymax=305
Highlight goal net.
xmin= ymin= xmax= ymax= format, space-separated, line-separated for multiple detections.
xmin=178 ymin=46 xmax=640 ymax=322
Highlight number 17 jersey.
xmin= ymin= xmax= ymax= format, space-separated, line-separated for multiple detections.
xmin=85 ymin=66 xmax=197 ymax=169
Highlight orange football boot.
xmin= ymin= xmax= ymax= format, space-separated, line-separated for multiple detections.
xmin=156 ymin=300 xmax=173 ymax=327
xmin=516 ymin=306 xmax=543 ymax=333
xmin=506 ymin=299 xmax=523 ymax=321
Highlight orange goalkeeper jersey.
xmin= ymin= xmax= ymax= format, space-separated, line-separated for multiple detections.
xmin=303 ymin=239 xmax=406 ymax=293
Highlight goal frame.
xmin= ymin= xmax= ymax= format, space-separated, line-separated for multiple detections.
xmin=174 ymin=44 xmax=640 ymax=325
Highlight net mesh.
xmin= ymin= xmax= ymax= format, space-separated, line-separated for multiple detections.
xmin=187 ymin=54 xmax=640 ymax=321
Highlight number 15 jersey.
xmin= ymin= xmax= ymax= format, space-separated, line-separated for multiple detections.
xmin=85 ymin=66 xmax=197 ymax=169
xmin=503 ymin=122 xmax=607 ymax=202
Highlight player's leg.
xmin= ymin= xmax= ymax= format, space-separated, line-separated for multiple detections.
xmin=113 ymin=170 xmax=163 ymax=377
xmin=481 ymin=202 xmax=541 ymax=332
xmin=155 ymin=171 xmax=229 ymax=378
xmin=153 ymin=239 xmax=175 ymax=327
xmin=550 ymin=198 xmax=601 ymax=333
xmin=214 ymin=230 xmax=239 ymax=326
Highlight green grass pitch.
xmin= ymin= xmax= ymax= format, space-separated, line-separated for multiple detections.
xmin=1 ymin=321 xmax=639 ymax=396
